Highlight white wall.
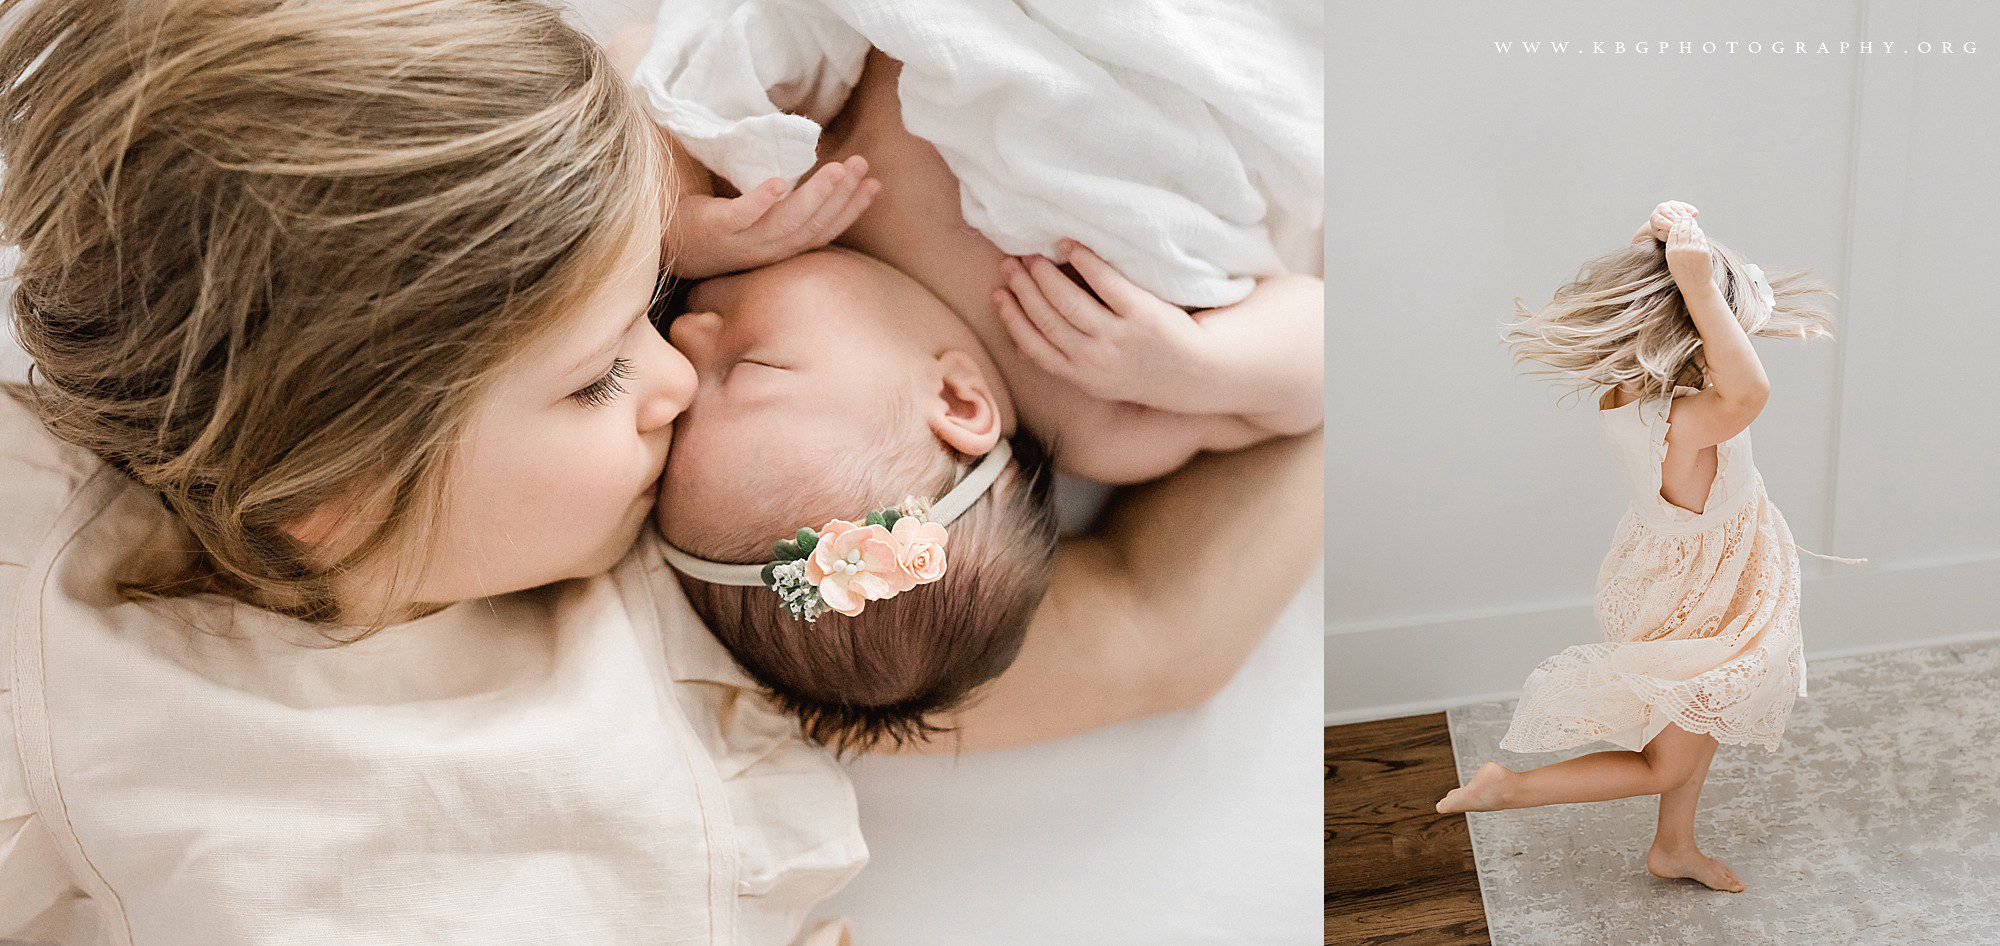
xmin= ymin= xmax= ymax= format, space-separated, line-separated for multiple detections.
xmin=1328 ymin=0 xmax=2000 ymax=721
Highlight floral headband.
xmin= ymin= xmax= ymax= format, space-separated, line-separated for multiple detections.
xmin=661 ymin=440 xmax=1013 ymax=622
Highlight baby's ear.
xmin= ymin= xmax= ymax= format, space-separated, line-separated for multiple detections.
xmin=926 ymin=350 xmax=1002 ymax=457
xmin=282 ymin=500 xmax=362 ymax=568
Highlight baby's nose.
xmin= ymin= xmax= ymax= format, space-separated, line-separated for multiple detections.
xmin=666 ymin=311 xmax=724 ymax=368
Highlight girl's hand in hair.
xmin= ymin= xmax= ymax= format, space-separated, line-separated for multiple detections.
xmin=1659 ymin=212 xmax=1770 ymax=448
xmin=1637 ymin=200 xmax=1699 ymax=243
xmin=667 ymin=155 xmax=881 ymax=279
xmin=1664 ymin=218 xmax=1715 ymax=293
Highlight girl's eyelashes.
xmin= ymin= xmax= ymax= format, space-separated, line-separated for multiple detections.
xmin=570 ymin=356 xmax=634 ymax=407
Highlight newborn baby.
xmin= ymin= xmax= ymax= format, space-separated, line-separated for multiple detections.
xmin=655 ymin=245 xmax=1321 ymax=752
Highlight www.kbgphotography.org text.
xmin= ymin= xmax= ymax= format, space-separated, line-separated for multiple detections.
xmin=1494 ymin=40 xmax=1975 ymax=55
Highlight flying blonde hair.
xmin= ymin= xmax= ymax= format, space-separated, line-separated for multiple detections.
xmin=1506 ymin=234 xmax=1835 ymax=399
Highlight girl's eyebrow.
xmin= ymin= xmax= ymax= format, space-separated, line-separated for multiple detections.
xmin=564 ymin=306 xmax=650 ymax=377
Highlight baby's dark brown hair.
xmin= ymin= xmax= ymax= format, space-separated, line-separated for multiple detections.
xmin=675 ymin=433 xmax=1058 ymax=754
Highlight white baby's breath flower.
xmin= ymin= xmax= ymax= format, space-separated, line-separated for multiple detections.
xmin=768 ymin=560 xmax=825 ymax=622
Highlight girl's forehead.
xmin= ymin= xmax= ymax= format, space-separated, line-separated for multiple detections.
xmin=532 ymin=221 xmax=664 ymax=374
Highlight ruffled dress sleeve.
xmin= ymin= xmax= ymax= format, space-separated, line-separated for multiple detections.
xmin=1637 ymin=386 xmax=1679 ymax=488
xmin=0 ymin=388 xmax=97 ymax=942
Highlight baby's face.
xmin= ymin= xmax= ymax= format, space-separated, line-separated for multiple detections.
xmin=655 ymin=250 xmax=940 ymax=552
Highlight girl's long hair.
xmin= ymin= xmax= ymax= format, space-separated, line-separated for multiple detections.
xmin=0 ymin=0 xmax=667 ymax=640
xmin=1506 ymin=234 xmax=1835 ymax=399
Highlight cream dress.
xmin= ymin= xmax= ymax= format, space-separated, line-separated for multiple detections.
xmin=1499 ymin=386 xmax=1809 ymax=754
xmin=0 ymin=391 xmax=865 ymax=945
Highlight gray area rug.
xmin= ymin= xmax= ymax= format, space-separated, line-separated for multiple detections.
xmin=1448 ymin=638 xmax=2000 ymax=945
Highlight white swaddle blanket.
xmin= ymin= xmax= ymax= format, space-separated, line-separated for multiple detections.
xmin=633 ymin=0 xmax=1323 ymax=308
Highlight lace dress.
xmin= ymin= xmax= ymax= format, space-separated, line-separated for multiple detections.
xmin=1499 ymin=386 xmax=1808 ymax=753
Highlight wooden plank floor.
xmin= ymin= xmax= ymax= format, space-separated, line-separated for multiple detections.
xmin=1325 ymin=713 xmax=1489 ymax=946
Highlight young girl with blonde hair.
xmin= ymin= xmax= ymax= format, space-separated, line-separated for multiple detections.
xmin=1438 ymin=201 xmax=1844 ymax=894
xmin=0 ymin=1 xmax=1322 ymax=942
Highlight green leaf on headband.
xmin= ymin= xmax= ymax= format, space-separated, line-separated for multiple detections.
xmin=773 ymin=539 xmax=801 ymax=562
xmin=864 ymin=510 xmax=886 ymax=527
xmin=880 ymin=508 xmax=902 ymax=529
xmin=795 ymin=528 xmax=819 ymax=556
xmin=760 ymin=563 xmax=778 ymax=587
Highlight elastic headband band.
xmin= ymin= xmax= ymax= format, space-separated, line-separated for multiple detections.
xmin=662 ymin=439 xmax=1013 ymax=588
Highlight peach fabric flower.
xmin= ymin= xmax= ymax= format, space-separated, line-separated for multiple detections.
xmin=805 ymin=520 xmax=907 ymax=616
xmin=892 ymin=517 xmax=949 ymax=585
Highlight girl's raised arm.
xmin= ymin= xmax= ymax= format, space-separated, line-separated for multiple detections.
xmin=1660 ymin=217 xmax=1770 ymax=448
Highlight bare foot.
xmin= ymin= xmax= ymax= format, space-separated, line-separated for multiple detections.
xmin=1436 ymin=762 xmax=1516 ymax=814
xmin=1645 ymin=845 xmax=1747 ymax=893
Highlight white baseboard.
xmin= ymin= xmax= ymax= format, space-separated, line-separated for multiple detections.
xmin=1325 ymin=552 xmax=2000 ymax=726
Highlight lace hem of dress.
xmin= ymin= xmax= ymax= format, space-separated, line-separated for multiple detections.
xmin=1497 ymin=667 xmax=1795 ymax=754
xmin=1497 ymin=627 xmax=1804 ymax=755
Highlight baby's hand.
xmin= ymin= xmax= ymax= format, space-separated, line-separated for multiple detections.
xmin=994 ymin=241 xmax=1211 ymax=412
xmin=1664 ymin=217 xmax=1715 ymax=290
xmin=1644 ymin=200 xmax=1699 ymax=242
xmin=667 ymin=155 xmax=880 ymax=279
